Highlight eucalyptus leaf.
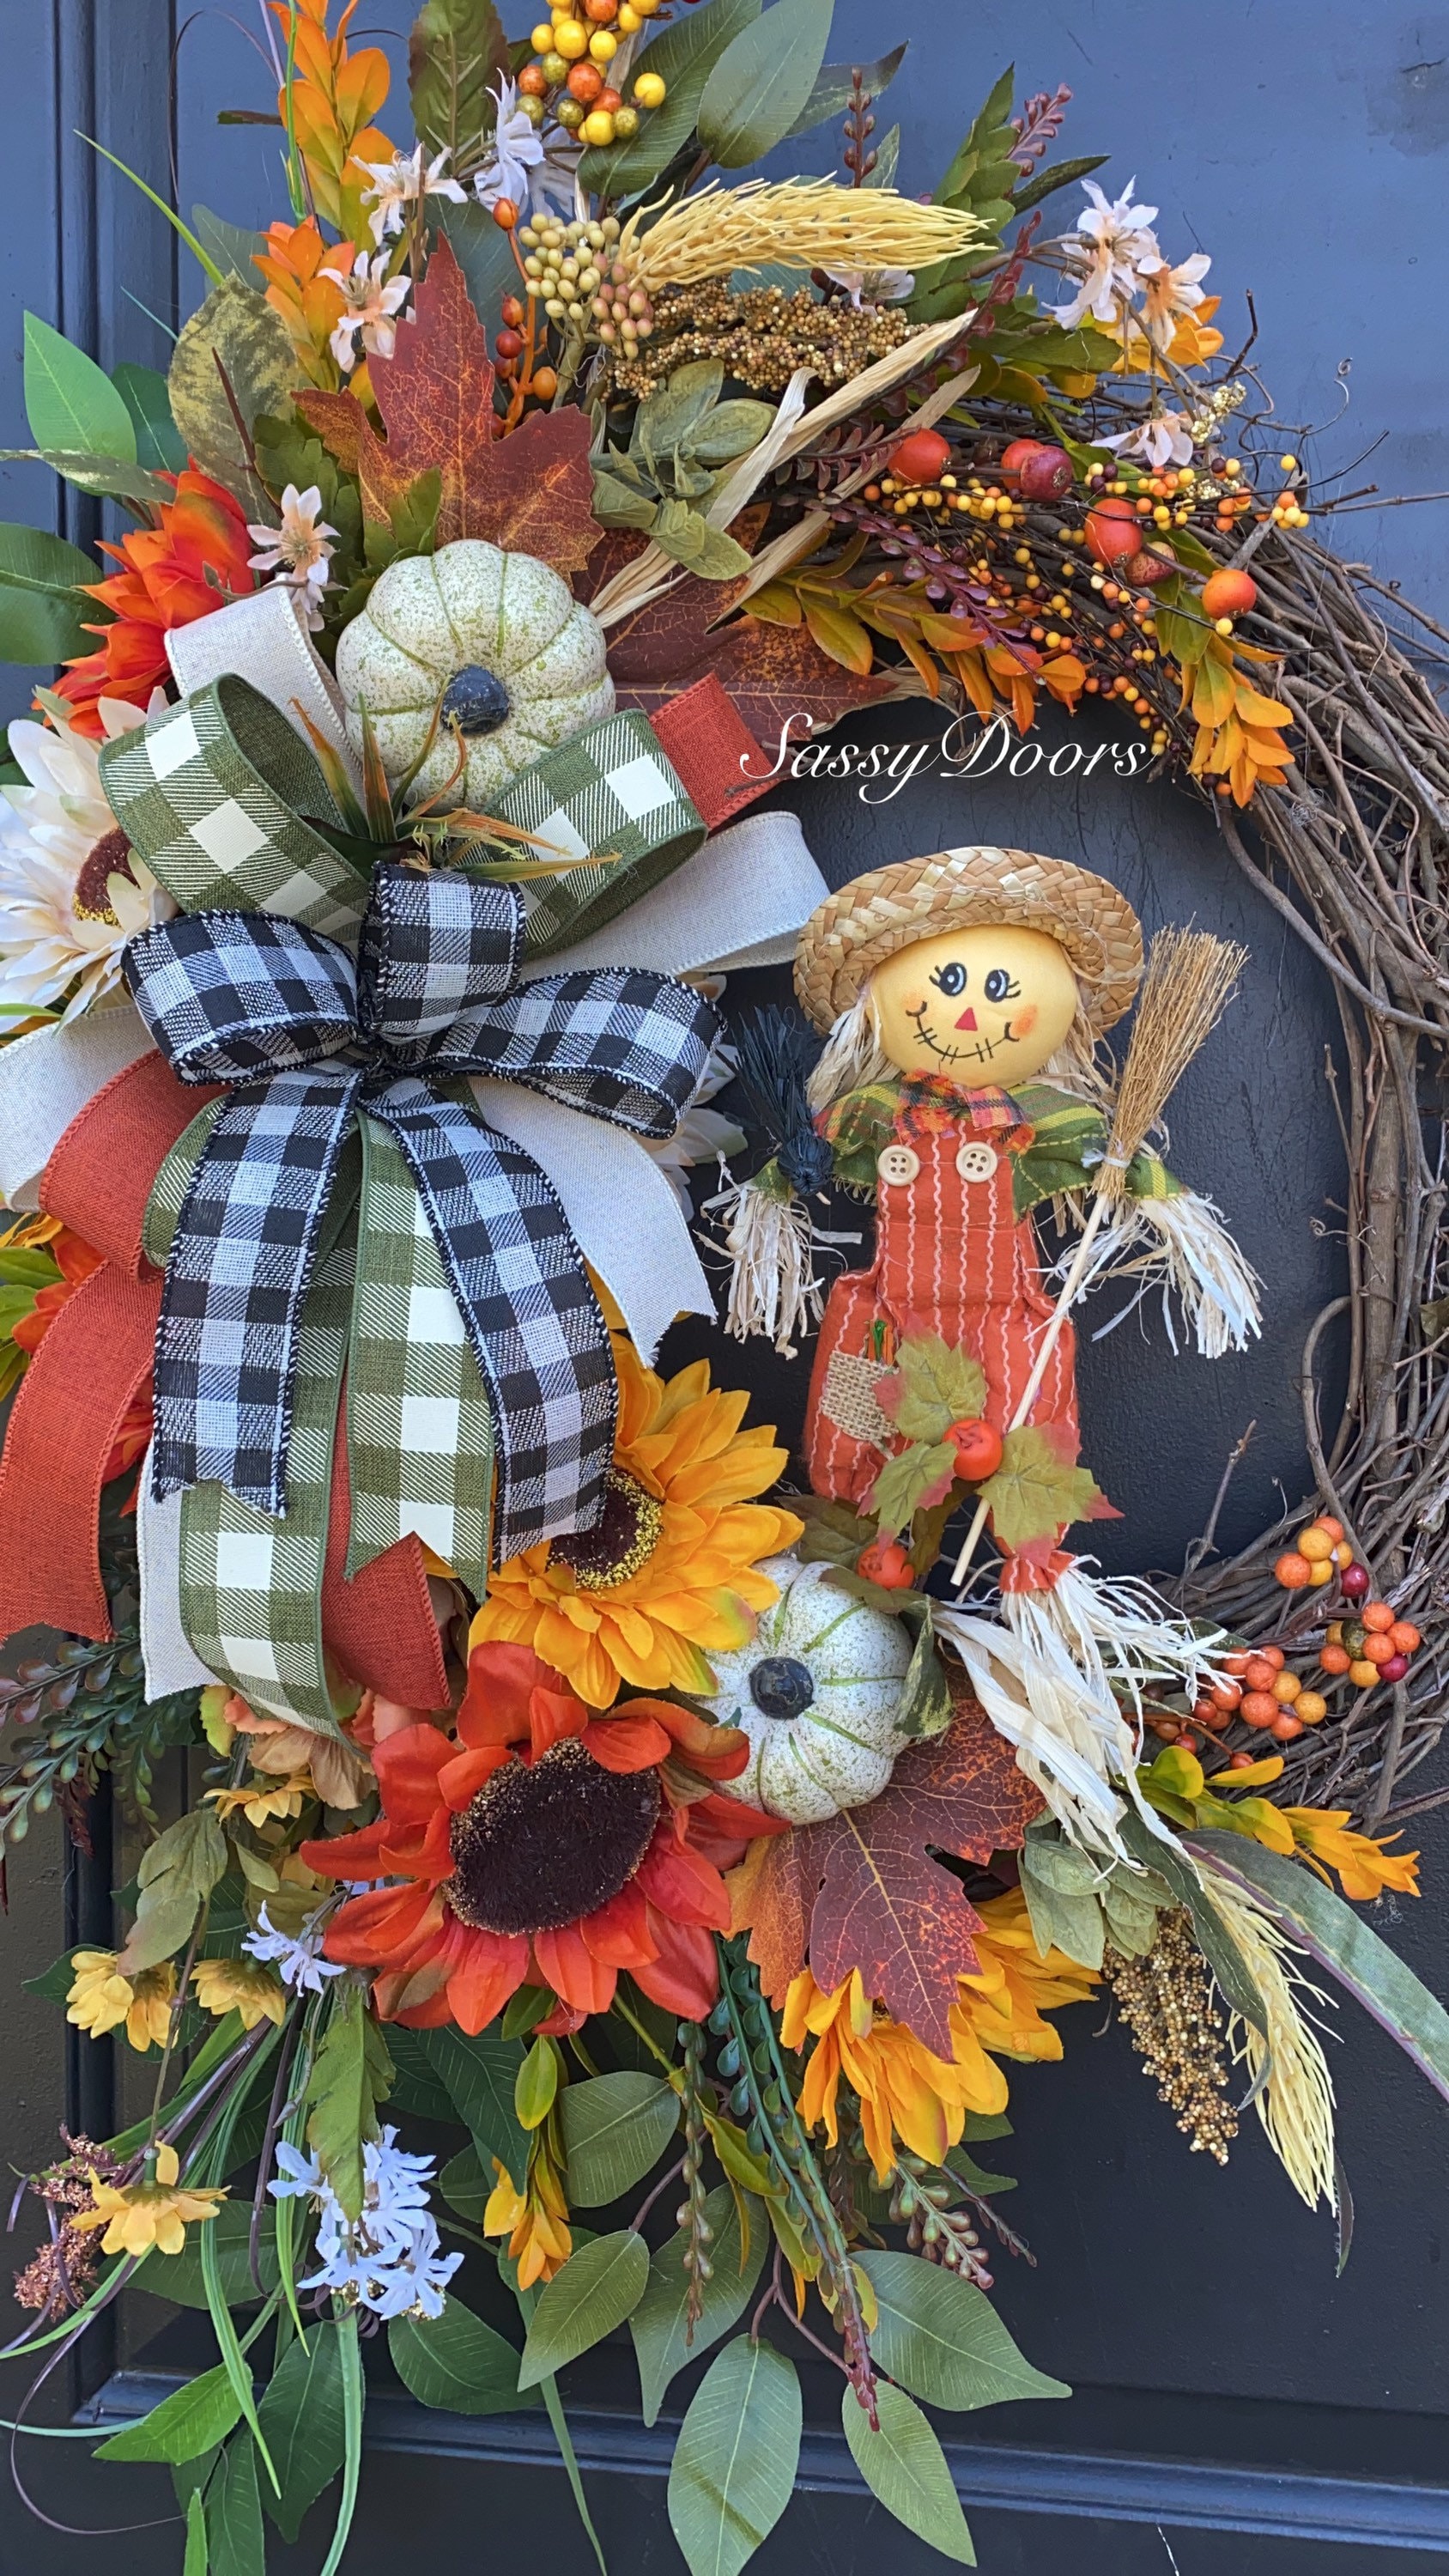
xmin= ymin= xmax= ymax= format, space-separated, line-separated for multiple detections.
xmin=591 ymin=470 xmax=658 ymax=531
xmin=842 ymin=2380 xmax=975 ymax=2564
xmin=23 ymin=313 xmax=136 ymax=463
xmin=697 ymin=0 xmax=834 ymax=169
xmin=652 ymin=498 xmax=752 ymax=579
xmin=389 ymin=2295 xmax=537 ymax=2415
xmin=167 ymin=278 xmax=298 ymax=512
xmin=858 ymin=2249 xmax=1069 ymax=2411
xmin=0 ymin=522 xmax=105 ymax=665
xmin=578 ymin=0 xmax=762 ymax=199
xmin=1101 ymin=1877 xmax=1163 ymax=1958
xmin=561 ymin=2071 xmax=680 ymax=2206
xmin=1011 ymin=154 xmax=1110 ymax=216
xmin=629 ymin=2184 xmax=767 ymax=2425
xmin=785 ymin=44 xmax=906 ymax=139
xmin=191 ymin=206 xmax=266 ymax=285
xmin=1188 ymin=1831 xmax=1449 ymax=2101
xmin=96 ymin=2363 xmax=242 ymax=2464
xmin=667 ymin=2336 xmax=801 ymax=2576
xmin=206 ymin=2432 xmax=265 ymax=2576
xmin=255 ymin=2325 xmax=347 ymax=2543
xmin=517 ymin=2228 xmax=651 ymax=2388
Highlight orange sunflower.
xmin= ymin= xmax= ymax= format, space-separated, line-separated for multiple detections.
xmin=54 ymin=469 xmax=258 ymax=738
xmin=471 ymin=1336 xmax=803 ymax=1708
xmin=303 ymin=1643 xmax=780 ymax=2032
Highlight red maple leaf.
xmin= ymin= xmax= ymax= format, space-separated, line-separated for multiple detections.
xmin=298 ymin=240 xmax=599 ymax=577
xmin=732 ymin=1693 xmax=1041 ymax=2057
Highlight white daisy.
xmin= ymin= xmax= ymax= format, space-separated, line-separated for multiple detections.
xmin=1051 ymin=177 xmax=1162 ymax=331
xmin=0 ymin=691 xmax=173 ymax=1025
xmin=360 ymin=144 xmax=466 ymax=246
xmin=322 ymin=252 xmax=412 ymax=374
xmin=246 ymin=483 xmax=339 ymax=634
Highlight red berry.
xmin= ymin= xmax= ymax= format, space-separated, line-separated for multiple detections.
xmin=857 ymin=1538 xmax=915 ymax=1591
xmin=501 ymin=293 xmax=525 ymax=328
xmin=1084 ymin=496 xmax=1141 ymax=566
xmin=1379 ymin=1652 xmax=1410 ymax=1683
xmin=1339 ymin=1562 xmax=1371 ymax=1600
xmin=890 ymin=427 xmax=951 ymax=486
xmin=494 ymin=327 xmax=524 ymax=360
xmin=1227 ymin=1750 xmax=1256 ymax=1771
xmin=1201 ymin=568 xmax=1258 ymax=618
xmin=1123 ymin=546 xmax=1174 ymax=588
xmin=1000 ymin=438 xmax=1074 ymax=500
xmin=492 ymin=197 xmax=518 ymax=230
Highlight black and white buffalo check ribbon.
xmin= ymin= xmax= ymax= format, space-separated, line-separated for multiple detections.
xmin=123 ymin=865 xmax=717 ymax=1558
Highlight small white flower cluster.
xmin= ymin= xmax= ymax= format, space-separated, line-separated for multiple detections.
xmin=243 ymin=1903 xmax=345 ymax=1995
xmin=1051 ymin=177 xmax=1210 ymax=354
xmin=271 ymin=2128 xmax=462 ymax=2322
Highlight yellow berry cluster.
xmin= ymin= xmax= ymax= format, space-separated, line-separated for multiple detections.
xmin=520 ymin=0 xmax=667 ymax=149
xmin=1270 ymin=457 xmax=1311 ymax=531
xmin=518 ymin=215 xmax=621 ymax=329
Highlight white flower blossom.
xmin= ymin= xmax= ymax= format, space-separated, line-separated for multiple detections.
xmin=0 ymin=690 xmax=173 ymax=1024
xmin=1100 ymin=409 xmax=1195 ymax=470
xmin=473 ymin=82 xmax=579 ymax=217
xmin=322 ymin=252 xmax=411 ymax=374
xmin=1051 ymin=177 xmax=1162 ymax=330
xmin=243 ymin=1903 xmax=346 ymax=1994
xmin=820 ymin=266 xmax=915 ymax=308
xmin=360 ymin=145 xmax=466 ymax=245
xmin=1136 ymin=246 xmax=1212 ymax=351
xmin=246 ymin=484 xmax=339 ymax=635
xmin=270 ymin=2128 xmax=462 ymax=2321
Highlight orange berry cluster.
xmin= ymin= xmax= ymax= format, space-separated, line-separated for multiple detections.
xmin=1320 ymin=1605 xmax=1421 ymax=1692
xmin=522 ymin=0 xmax=669 ymax=148
xmin=1273 ymin=1512 xmax=1356 ymax=1592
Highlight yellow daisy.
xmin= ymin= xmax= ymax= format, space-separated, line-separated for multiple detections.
xmin=66 ymin=1952 xmax=175 ymax=2053
xmin=191 ymin=1955 xmax=288 ymax=2031
xmin=472 ymin=1334 xmax=802 ymax=1707
xmin=72 ymin=2144 xmax=226 ymax=2258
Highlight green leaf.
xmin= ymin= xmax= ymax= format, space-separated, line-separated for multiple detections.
xmin=385 ymin=2024 xmax=459 ymax=2123
xmin=256 ymin=2325 xmax=348 ymax=2543
xmin=560 ymin=2071 xmax=680 ymax=2207
xmin=868 ymin=1439 xmax=958 ymax=1539
xmin=629 ymin=2184 xmax=767 ymax=2427
xmin=23 ymin=1945 xmax=83 ymax=2005
xmin=0 ymin=522 xmax=103 ymax=665
xmin=785 ymin=43 xmax=906 ymax=138
xmin=697 ymin=0 xmax=834 ymax=167
xmin=842 ymin=2381 xmax=975 ymax=2563
xmin=578 ymin=0 xmax=762 ymax=198
xmin=0 ymin=446 xmax=175 ymax=508
xmin=1188 ymin=1832 xmax=1449 ymax=2102
xmin=858 ymin=2250 xmax=1070 ymax=2411
xmin=500 ymin=1982 xmax=556 ymax=2041
xmin=439 ymin=2138 xmax=491 ymax=2221
xmin=191 ymin=206 xmax=265 ymax=285
xmin=206 ymin=2433 xmax=265 ymax=2576
xmin=934 ymin=65 xmax=1017 ymax=210
xmin=1019 ymin=1851 xmax=1104 ymax=1971
xmin=185 ymin=2487 xmax=209 ymax=2576
xmin=306 ymin=1984 xmax=393 ymax=2221
xmin=1120 ymin=1815 xmax=1268 ymax=2037
xmin=944 ymin=2148 xmax=1016 ymax=2196
xmin=389 ymin=2296 xmax=537 ymax=2415
xmin=140 ymin=2202 xmax=278 ymax=2311
xmin=974 ymin=1424 xmax=1110 ymax=1552
xmin=864 ymin=123 xmax=900 ymax=190
xmin=1011 ymin=153 xmax=1109 ymax=215
xmin=516 ymin=2035 xmax=560 ymax=2131
xmin=96 ymin=2362 xmax=242 ymax=2464
xmin=23 ymin=313 xmax=136 ymax=464
xmin=878 ymin=1334 xmax=988 ymax=1445
xmin=423 ymin=2027 xmax=529 ymax=2184
xmin=167 ymin=277 xmax=298 ymax=513
xmin=651 ymin=498 xmax=753 ymax=580
xmin=666 ymin=2336 xmax=801 ymax=2576
xmin=409 ymin=0 xmax=510 ymax=173
xmin=518 ymin=2229 xmax=651 ymax=2389
xmin=895 ymin=1618 xmax=953 ymax=1741
xmin=117 ymin=1805 xmax=228 ymax=1972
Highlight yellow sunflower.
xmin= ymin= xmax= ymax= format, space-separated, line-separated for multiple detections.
xmin=472 ymin=1335 xmax=802 ymax=1708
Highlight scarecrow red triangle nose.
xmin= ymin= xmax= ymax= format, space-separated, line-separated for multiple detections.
xmin=955 ymin=1007 xmax=979 ymax=1030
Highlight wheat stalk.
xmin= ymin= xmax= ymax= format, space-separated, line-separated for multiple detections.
xmin=949 ymin=927 xmax=1247 ymax=1588
xmin=620 ymin=179 xmax=986 ymax=295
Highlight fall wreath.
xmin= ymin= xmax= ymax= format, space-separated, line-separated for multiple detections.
xmin=0 ymin=9 xmax=1446 ymax=2573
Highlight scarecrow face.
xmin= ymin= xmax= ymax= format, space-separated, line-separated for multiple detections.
xmin=870 ymin=922 xmax=1080 ymax=1088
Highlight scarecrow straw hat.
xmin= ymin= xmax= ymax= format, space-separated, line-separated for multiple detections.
xmin=794 ymin=846 xmax=1144 ymax=1036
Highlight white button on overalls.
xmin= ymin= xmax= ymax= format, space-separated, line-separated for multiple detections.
xmin=955 ymin=1139 xmax=999 ymax=1182
xmin=876 ymin=1143 xmax=921 ymax=1187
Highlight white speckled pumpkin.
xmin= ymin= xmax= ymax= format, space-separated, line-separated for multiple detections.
xmin=334 ymin=538 xmax=615 ymax=811
xmin=707 ymin=1554 xmax=914 ymax=1825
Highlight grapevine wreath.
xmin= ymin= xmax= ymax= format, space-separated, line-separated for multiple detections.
xmin=0 ymin=6 xmax=1447 ymax=2569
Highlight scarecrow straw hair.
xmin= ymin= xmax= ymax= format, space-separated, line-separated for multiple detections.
xmin=1194 ymin=1864 xmax=1338 ymax=2214
xmin=1100 ymin=927 xmax=1247 ymax=1199
xmin=619 ymin=180 xmax=987 ymax=296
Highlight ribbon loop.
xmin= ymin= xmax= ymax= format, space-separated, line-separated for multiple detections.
xmin=358 ymin=862 xmax=521 ymax=1054
xmin=127 ymin=910 xmax=359 ymax=1083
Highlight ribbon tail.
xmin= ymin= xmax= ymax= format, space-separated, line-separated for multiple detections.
xmin=0 ymin=1268 xmax=161 ymax=1643
xmin=150 ymin=1068 xmax=361 ymax=1515
xmin=137 ymin=1466 xmax=220 ymax=1697
xmin=345 ymin=1116 xmax=494 ymax=1600
xmin=323 ymin=1387 xmax=450 ymax=1710
xmin=369 ymin=1077 xmax=616 ymax=1564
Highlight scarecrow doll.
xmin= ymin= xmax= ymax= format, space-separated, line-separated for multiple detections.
xmin=724 ymin=848 xmax=1261 ymax=1847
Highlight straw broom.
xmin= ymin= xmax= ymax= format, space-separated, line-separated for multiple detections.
xmin=949 ymin=927 xmax=1248 ymax=1589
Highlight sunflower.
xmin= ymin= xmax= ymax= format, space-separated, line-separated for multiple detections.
xmin=472 ymin=1336 xmax=803 ymax=1708
xmin=303 ymin=1642 xmax=779 ymax=2032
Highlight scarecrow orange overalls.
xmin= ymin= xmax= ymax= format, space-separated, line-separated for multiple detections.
xmin=804 ymin=1084 xmax=1078 ymax=1582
